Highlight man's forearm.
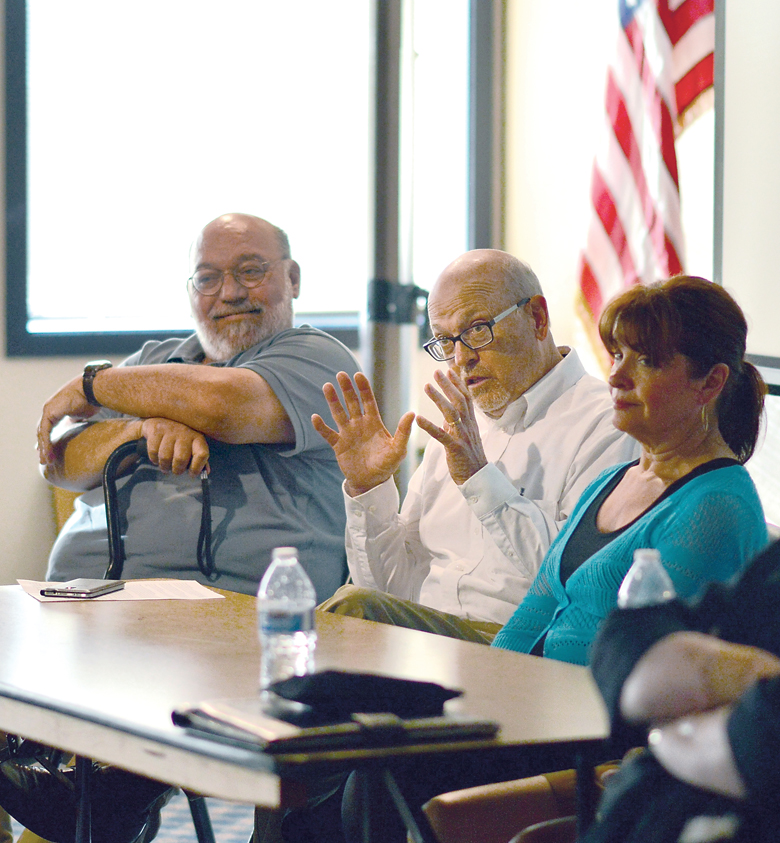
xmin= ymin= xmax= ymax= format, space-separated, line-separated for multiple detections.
xmin=44 ymin=418 xmax=144 ymax=491
xmin=620 ymin=633 xmax=780 ymax=724
xmin=38 ymin=359 xmax=293 ymax=487
xmin=89 ymin=364 xmax=292 ymax=443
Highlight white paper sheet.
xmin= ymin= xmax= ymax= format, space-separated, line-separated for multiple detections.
xmin=18 ymin=579 xmax=225 ymax=602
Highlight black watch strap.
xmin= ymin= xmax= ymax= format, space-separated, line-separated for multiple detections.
xmin=83 ymin=360 xmax=112 ymax=407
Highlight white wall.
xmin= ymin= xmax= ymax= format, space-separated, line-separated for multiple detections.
xmin=504 ymin=0 xmax=617 ymax=369
xmin=718 ymin=0 xmax=780 ymax=524
xmin=720 ymin=0 xmax=780 ymax=362
xmin=0 ymin=352 xmax=99 ymax=583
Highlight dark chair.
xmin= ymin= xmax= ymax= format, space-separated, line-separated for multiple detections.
xmin=103 ymin=439 xmax=217 ymax=843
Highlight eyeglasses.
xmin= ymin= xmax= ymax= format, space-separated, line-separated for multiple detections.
xmin=188 ymin=260 xmax=280 ymax=296
xmin=423 ymin=298 xmax=532 ymax=361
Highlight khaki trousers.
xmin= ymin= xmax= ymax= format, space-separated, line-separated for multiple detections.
xmin=317 ymin=585 xmax=502 ymax=644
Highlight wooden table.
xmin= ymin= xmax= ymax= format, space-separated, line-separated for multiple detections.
xmin=0 ymin=584 xmax=609 ymax=839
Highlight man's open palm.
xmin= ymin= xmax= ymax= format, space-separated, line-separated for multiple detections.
xmin=312 ymin=371 xmax=415 ymax=496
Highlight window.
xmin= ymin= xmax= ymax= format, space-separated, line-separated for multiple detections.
xmin=7 ymin=0 xmax=373 ymax=355
xmin=402 ymin=0 xmax=469 ymax=287
xmin=6 ymin=0 xmax=474 ymax=358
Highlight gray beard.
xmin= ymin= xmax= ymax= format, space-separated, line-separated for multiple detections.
xmin=194 ymin=299 xmax=294 ymax=362
xmin=469 ymin=382 xmax=512 ymax=417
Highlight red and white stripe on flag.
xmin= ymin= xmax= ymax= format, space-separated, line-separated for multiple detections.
xmin=578 ymin=0 xmax=715 ymax=333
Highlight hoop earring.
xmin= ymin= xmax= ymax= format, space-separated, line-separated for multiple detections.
xmin=701 ymin=405 xmax=710 ymax=435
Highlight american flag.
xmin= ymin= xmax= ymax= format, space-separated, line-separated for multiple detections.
xmin=578 ymin=0 xmax=715 ymax=336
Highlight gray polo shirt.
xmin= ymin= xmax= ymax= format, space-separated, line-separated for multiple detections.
xmin=47 ymin=327 xmax=360 ymax=599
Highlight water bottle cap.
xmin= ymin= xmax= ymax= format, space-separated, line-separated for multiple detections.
xmin=632 ymin=548 xmax=661 ymax=564
xmin=272 ymin=546 xmax=298 ymax=561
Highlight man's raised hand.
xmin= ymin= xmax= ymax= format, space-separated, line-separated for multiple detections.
xmin=312 ymin=371 xmax=415 ymax=497
xmin=416 ymin=368 xmax=487 ymax=486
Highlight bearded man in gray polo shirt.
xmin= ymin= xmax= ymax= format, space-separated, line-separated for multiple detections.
xmin=37 ymin=212 xmax=360 ymax=599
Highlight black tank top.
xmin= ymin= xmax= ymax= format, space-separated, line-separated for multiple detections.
xmin=559 ymin=457 xmax=740 ymax=586
xmin=529 ymin=457 xmax=739 ymax=657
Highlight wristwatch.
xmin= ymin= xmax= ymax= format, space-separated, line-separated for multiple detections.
xmin=82 ymin=360 xmax=112 ymax=407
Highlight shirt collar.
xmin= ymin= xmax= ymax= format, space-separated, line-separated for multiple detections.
xmin=489 ymin=347 xmax=586 ymax=432
xmin=167 ymin=328 xmax=299 ymax=366
xmin=167 ymin=334 xmax=208 ymax=364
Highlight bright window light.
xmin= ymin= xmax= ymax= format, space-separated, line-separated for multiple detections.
xmin=26 ymin=1 xmax=372 ymax=334
xmin=403 ymin=0 xmax=469 ymax=288
xmin=19 ymin=0 xmax=470 ymax=345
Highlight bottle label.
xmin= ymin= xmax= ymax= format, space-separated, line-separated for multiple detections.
xmin=259 ymin=607 xmax=314 ymax=635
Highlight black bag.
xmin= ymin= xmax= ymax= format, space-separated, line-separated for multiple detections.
xmin=271 ymin=669 xmax=462 ymax=720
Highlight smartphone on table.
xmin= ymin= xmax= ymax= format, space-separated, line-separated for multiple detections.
xmin=40 ymin=579 xmax=125 ymax=599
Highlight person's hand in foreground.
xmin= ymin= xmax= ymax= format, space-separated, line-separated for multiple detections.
xmin=621 ymin=632 xmax=780 ymax=799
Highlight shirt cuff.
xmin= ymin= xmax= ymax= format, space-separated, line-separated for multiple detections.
xmin=343 ymin=477 xmax=399 ymax=518
xmin=459 ymin=463 xmax=521 ymax=517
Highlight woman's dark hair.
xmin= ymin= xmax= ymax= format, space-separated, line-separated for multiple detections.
xmin=598 ymin=275 xmax=765 ymax=463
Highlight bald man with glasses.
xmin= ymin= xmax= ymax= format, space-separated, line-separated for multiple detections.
xmin=314 ymin=249 xmax=638 ymax=642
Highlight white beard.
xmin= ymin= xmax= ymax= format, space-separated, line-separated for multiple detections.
xmin=194 ymin=298 xmax=294 ymax=362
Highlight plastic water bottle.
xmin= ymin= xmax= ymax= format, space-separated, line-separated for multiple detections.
xmin=257 ymin=547 xmax=317 ymax=694
xmin=617 ymin=548 xmax=676 ymax=609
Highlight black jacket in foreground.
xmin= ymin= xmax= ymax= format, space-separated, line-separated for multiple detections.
xmin=587 ymin=539 xmax=780 ymax=841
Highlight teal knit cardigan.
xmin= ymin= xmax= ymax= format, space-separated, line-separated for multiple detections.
xmin=492 ymin=461 xmax=768 ymax=665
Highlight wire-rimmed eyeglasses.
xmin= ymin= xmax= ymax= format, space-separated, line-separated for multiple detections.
xmin=188 ymin=260 xmax=280 ymax=296
xmin=423 ymin=298 xmax=532 ymax=361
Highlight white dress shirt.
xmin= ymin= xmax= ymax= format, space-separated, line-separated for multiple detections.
xmin=344 ymin=349 xmax=639 ymax=625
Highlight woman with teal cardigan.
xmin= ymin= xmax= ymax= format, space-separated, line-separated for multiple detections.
xmin=492 ymin=459 xmax=767 ymax=663
xmin=493 ymin=275 xmax=768 ymax=665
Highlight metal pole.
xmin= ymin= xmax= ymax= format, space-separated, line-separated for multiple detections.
xmin=469 ymin=0 xmax=506 ymax=250
xmin=365 ymin=0 xmax=413 ymax=492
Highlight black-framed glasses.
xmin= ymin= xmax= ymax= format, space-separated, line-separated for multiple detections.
xmin=188 ymin=260 xmax=279 ymax=296
xmin=423 ymin=298 xmax=532 ymax=361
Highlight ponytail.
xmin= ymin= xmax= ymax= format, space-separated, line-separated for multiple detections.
xmin=717 ymin=361 xmax=766 ymax=463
